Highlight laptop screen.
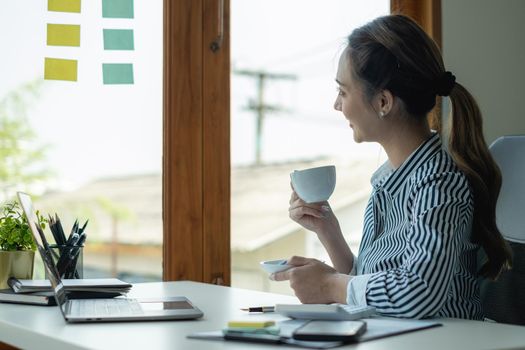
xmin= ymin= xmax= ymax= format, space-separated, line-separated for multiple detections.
xmin=17 ymin=192 xmax=69 ymax=313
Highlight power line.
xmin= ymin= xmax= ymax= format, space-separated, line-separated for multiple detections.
xmin=255 ymin=39 xmax=345 ymax=68
xmin=234 ymin=69 xmax=297 ymax=165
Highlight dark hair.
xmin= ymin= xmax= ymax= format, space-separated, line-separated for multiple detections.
xmin=347 ymin=15 xmax=512 ymax=280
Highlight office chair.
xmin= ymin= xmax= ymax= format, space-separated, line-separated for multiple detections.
xmin=479 ymin=135 xmax=525 ymax=325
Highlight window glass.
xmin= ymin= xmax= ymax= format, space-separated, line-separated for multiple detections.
xmin=231 ymin=0 xmax=389 ymax=294
xmin=0 ymin=0 xmax=163 ymax=282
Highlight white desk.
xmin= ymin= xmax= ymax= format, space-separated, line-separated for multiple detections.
xmin=0 ymin=281 xmax=524 ymax=350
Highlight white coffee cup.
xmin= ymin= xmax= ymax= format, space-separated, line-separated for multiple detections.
xmin=290 ymin=165 xmax=336 ymax=203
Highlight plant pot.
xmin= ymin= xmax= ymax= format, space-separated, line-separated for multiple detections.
xmin=0 ymin=250 xmax=35 ymax=289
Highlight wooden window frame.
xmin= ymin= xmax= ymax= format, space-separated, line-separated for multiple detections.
xmin=161 ymin=0 xmax=440 ymax=285
xmin=163 ymin=0 xmax=230 ymax=285
xmin=391 ymin=0 xmax=442 ymax=48
xmin=391 ymin=0 xmax=443 ymax=130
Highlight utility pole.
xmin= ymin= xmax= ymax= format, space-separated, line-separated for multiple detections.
xmin=234 ymin=69 xmax=297 ymax=165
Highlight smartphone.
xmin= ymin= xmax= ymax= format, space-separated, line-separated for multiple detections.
xmin=292 ymin=320 xmax=366 ymax=342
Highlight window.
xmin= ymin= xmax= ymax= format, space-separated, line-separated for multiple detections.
xmin=2 ymin=1 xmax=439 ymax=285
xmin=162 ymin=0 xmax=441 ymax=285
xmin=0 ymin=0 xmax=163 ymax=281
xmin=230 ymin=0 xmax=389 ymax=294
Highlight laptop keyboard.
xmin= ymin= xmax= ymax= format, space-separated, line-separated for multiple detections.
xmin=70 ymin=298 xmax=144 ymax=316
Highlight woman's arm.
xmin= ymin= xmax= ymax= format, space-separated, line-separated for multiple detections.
xmin=315 ymin=215 xmax=355 ymax=274
xmin=288 ymin=190 xmax=354 ymax=274
xmin=278 ymin=172 xmax=473 ymax=318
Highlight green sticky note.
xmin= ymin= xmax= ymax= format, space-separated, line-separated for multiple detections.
xmin=103 ymin=63 xmax=134 ymax=84
xmin=47 ymin=24 xmax=81 ymax=47
xmin=103 ymin=29 xmax=134 ymax=50
xmin=102 ymin=0 xmax=134 ymax=18
xmin=48 ymin=0 xmax=81 ymax=13
xmin=44 ymin=58 xmax=78 ymax=82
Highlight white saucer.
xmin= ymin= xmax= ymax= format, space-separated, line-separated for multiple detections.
xmin=259 ymin=259 xmax=292 ymax=274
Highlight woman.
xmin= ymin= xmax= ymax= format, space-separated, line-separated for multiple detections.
xmin=271 ymin=15 xmax=512 ymax=319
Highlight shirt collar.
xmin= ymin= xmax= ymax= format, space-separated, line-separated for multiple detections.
xmin=371 ymin=132 xmax=442 ymax=196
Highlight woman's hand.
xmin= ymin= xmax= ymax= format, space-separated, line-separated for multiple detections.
xmin=270 ymin=256 xmax=350 ymax=304
xmin=288 ymin=188 xmax=338 ymax=235
xmin=288 ymin=186 xmax=355 ymax=274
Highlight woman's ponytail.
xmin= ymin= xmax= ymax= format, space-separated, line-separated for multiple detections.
xmin=448 ymin=83 xmax=512 ymax=279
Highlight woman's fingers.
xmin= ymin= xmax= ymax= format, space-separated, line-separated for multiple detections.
xmin=288 ymin=191 xmax=331 ymax=221
xmin=289 ymin=190 xmax=300 ymax=205
xmin=289 ymin=199 xmax=326 ymax=212
xmin=289 ymin=205 xmax=324 ymax=219
xmin=287 ymin=255 xmax=313 ymax=266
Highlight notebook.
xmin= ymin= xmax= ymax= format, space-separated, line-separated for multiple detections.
xmin=8 ymin=277 xmax=130 ymax=294
xmin=0 ymin=289 xmax=55 ymax=306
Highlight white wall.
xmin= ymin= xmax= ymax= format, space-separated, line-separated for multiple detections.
xmin=442 ymin=0 xmax=525 ymax=144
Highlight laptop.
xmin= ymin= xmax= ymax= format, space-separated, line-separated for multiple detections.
xmin=17 ymin=191 xmax=204 ymax=323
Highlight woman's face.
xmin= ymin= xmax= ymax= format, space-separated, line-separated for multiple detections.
xmin=333 ymin=51 xmax=383 ymax=143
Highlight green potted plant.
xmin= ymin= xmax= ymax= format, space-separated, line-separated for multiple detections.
xmin=0 ymin=202 xmax=45 ymax=289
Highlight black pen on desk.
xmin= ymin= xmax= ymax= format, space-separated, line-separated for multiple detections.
xmin=241 ymin=306 xmax=275 ymax=313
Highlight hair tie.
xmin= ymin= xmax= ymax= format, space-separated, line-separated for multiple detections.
xmin=435 ymin=71 xmax=456 ymax=96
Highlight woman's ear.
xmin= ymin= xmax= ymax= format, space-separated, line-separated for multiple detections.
xmin=375 ymin=89 xmax=394 ymax=118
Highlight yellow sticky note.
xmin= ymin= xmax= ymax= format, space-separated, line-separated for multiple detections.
xmin=227 ymin=320 xmax=275 ymax=328
xmin=48 ymin=0 xmax=81 ymax=13
xmin=47 ymin=24 xmax=80 ymax=47
xmin=44 ymin=58 xmax=78 ymax=82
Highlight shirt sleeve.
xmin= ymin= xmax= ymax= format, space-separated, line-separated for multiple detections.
xmin=359 ymin=172 xmax=473 ymax=318
xmin=346 ymin=273 xmax=374 ymax=307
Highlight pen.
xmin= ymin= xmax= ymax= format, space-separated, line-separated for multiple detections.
xmin=55 ymin=214 xmax=67 ymax=245
xmin=241 ymin=306 xmax=275 ymax=313
xmin=79 ymin=219 xmax=89 ymax=234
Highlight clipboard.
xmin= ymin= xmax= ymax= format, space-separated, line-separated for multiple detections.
xmin=187 ymin=317 xmax=442 ymax=348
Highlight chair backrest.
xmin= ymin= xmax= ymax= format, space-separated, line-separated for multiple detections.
xmin=490 ymin=135 xmax=525 ymax=243
xmin=479 ymin=135 xmax=525 ymax=325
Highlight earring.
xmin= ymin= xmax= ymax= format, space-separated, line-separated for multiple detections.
xmin=379 ymin=111 xmax=385 ymax=118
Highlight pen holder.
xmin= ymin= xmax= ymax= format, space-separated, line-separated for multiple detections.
xmin=47 ymin=244 xmax=84 ymax=279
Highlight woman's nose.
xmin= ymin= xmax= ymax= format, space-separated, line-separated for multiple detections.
xmin=333 ymin=96 xmax=341 ymax=111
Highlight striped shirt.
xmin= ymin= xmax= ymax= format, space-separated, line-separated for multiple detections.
xmin=346 ymin=133 xmax=483 ymax=319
